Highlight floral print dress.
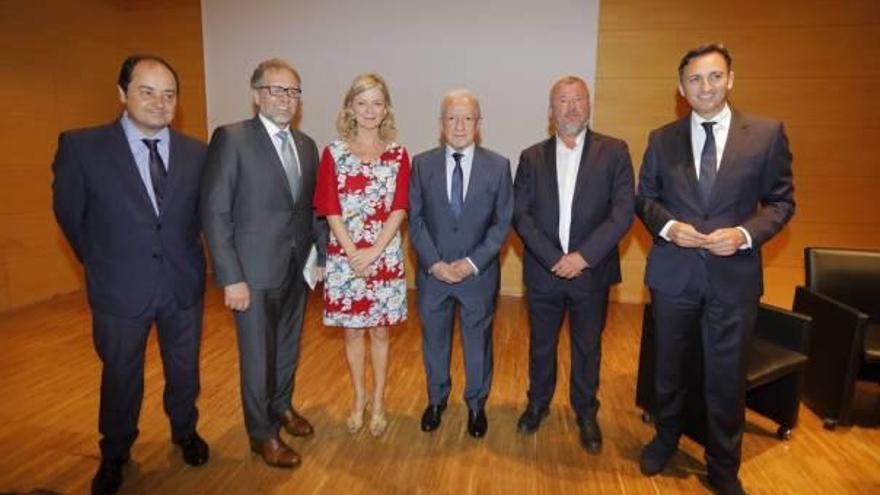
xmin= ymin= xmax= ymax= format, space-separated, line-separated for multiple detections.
xmin=313 ymin=140 xmax=410 ymax=328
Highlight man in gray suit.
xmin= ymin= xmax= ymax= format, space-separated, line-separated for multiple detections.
xmin=409 ymin=89 xmax=513 ymax=438
xmin=201 ymin=58 xmax=324 ymax=468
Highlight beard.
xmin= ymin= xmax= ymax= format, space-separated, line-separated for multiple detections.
xmin=556 ymin=118 xmax=587 ymax=137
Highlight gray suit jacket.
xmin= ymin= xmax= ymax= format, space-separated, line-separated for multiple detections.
xmin=200 ymin=116 xmax=324 ymax=290
xmin=408 ymin=146 xmax=513 ymax=293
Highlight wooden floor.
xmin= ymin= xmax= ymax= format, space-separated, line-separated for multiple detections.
xmin=1 ymin=288 xmax=879 ymax=495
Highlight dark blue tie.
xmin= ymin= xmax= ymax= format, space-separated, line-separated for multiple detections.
xmin=698 ymin=121 xmax=717 ymax=207
xmin=450 ymin=152 xmax=464 ymax=217
xmin=142 ymin=138 xmax=167 ymax=211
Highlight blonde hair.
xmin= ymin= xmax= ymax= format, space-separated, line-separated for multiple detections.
xmin=335 ymin=73 xmax=397 ymax=141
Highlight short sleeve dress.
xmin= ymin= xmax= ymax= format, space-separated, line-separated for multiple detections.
xmin=313 ymin=139 xmax=410 ymax=328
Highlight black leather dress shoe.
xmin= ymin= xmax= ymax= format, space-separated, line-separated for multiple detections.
xmin=467 ymin=408 xmax=488 ymax=438
xmin=174 ymin=432 xmax=210 ymax=466
xmin=516 ymin=404 xmax=549 ymax=434
xmin=420 ymin=402 xmax=447 ymax=432
xmin=577 ymin=416 xmax=602 ymax=454
xmin=708 ymin=475 xmax=748 ymax=495
xmin=91 ymin=456 xmax=128 ymax=495
xmin=639 ymin=436 xmax=677 ymax=476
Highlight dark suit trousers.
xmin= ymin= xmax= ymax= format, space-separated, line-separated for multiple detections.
xmin=234 ymin=249 xmax=307 ymax=441
xmin=651 ymin=258 xmax=757 ymax=484
xmin=92 ymin=269 xmax=203 ymax=459
xmin=526 ymin=283 xmax=609 ymax=420
xmin=418 ymin=278 xmax=495 ymax=411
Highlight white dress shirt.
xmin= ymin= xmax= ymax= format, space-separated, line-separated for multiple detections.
xmin=659 ymin=104 xmax=752 ymax=248
xmin=556 ymin=130 xmax=587 ymax=253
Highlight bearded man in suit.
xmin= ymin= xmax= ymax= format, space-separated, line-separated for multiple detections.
xmin=513 ymin=75 xmax=635 ymax=455
xmin=201 ymin=58 xmax=325 ymax=469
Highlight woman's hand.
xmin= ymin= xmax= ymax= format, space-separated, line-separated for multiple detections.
xmin=349 ymin=246 xmax=381 ymax=277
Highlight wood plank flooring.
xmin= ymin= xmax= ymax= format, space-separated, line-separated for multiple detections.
xmin=1 ymin=288 xmax=879 ymax=494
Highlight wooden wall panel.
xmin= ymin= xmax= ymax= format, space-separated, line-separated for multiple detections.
xmin=594 ymin=0 xmax=880 ymax=305
xmin=0 ymin=0 xmax=206 ymax=311
xmin=1 ymin=0 xmax=878 ymax=311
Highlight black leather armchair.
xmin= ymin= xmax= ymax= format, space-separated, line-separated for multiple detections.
xmin=636 ymin=303 xmax=812 ymax=442
xmin=792 ymin=247 xmax=880 ymax=429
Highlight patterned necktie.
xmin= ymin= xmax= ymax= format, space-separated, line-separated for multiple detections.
xmin=142 ymin=138 xmax=166 ymax=212
xmin=698 ymin=121 xmax=717 ymax=207
xmin=277 ymin=130 xmax=301 ymax=202
xmin=450 ymin=152 xmax=464 ymax=217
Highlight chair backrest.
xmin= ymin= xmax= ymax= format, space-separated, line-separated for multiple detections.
xmin=805 ymin=247 xmax=880 ymax=322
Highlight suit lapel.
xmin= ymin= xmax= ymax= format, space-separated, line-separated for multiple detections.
xmin=543 ymin=138 xmax=560 ymax=231
xmin=461 ymin=147 xmax=487 ymax=213
xmin=674 ymin=116 xmax=702 ymax=202
xmin=161 ymin=131 xmax=184 ymax=216
xmin=247 ymin=117 xmax=295 ymax=208
xmin=109 ymin=121 xmax=157 ymax=216
xmin=571 ymin=130 xmax=595 ymax=204
xmin=431 ymin=148 xmax=456 ymax=219
xmin=292 ymin=130 xmax=312 ymax=208
xmin=708 ymin=110 xmax=746 ymax=208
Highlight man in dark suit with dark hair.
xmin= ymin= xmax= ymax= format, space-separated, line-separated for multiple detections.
xmin=201 ymin=58 xmax=324 ymax=469
xmin=409 ymin=89 xmax=513 ymax=439
xmin=53 ymin=54 xmax=209 ymax=495
xmin=636 ymin=44 xmax=795 ymax=495
xmin=513 ymin=75 xmax=635 ymax=454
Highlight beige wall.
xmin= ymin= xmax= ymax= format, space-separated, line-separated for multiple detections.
xmin=0 ymin=0 xmax=206 ymax=311
xmin=2 ymin=0 xmax=879 ymax=311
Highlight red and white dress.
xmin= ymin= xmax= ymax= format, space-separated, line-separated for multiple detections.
xmin=313 ymin=139 xmax=410 ymax=328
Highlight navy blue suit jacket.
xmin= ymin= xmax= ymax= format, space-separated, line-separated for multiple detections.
xmin=409 ymin=146 xmax=513 ymax=296
xmin=513 ymin=131 xmax=635 ymax=293
xmin=636 ymin=111 xmax=795 ymax=303
xmin=52 ymin=120 xmax=207 ymax=318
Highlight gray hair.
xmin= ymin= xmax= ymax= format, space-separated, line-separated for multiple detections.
xmin=250 ymin=58 xmax=301 ymax=88
xmin=440 ymin=89 xmax=482 ymax=120
xmin=549 ymin=75 xmax=589 ymax=104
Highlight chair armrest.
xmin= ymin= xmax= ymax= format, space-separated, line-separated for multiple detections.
xmin=754 ymin=303 xmax=812 ymax=354
xmin=793 ymin=285 xmax=870 ymax=422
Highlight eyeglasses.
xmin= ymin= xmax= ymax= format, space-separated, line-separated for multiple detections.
xmin=255 ymin=85 xmax=302 ymax=98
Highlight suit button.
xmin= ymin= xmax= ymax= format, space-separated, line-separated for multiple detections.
xmin=452 ymin=227 xmax=458 ymax=233
xmin=156 ymin=224 xmax=162 ymax=231
xmin=703 ymin=215 xmax=709 ymax=220
xmin=152 ymin=253 xmax=162 ymax=260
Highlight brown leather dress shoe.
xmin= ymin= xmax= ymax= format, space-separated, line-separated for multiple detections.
xmin=281 ymin=408 xmax=314 ymax=437
xmin=250 ymin=436 xmax=301 ymax=468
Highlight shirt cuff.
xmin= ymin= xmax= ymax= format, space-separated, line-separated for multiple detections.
xmin=659 ymin=220 xmax=676 ymax=241
xmin=465 ymin=257 xmax=479 ymax=275
xmin=736 ymin=226 xmax=753 ymax=250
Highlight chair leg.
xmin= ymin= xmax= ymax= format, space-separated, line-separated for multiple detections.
xmin=776 ymin=425 xmax=792 ymax=440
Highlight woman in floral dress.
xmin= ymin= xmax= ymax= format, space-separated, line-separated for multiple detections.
xmin=313 ymin=73 xmax=410 ymax=437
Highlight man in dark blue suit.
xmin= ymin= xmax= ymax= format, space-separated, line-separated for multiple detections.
xmin=409 ymin=89 xmax=513 ymax=438
xmin=513 ymin=76 xmax=635 ymax=454
xmin=53 ymin=55 xmax=208 ymax=495
xmin=636 ymin=44 xmax=794 ymax=495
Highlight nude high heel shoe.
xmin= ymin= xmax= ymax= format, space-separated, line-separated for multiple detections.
xmin=346 ymin=398 xmax=369 ymax=434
